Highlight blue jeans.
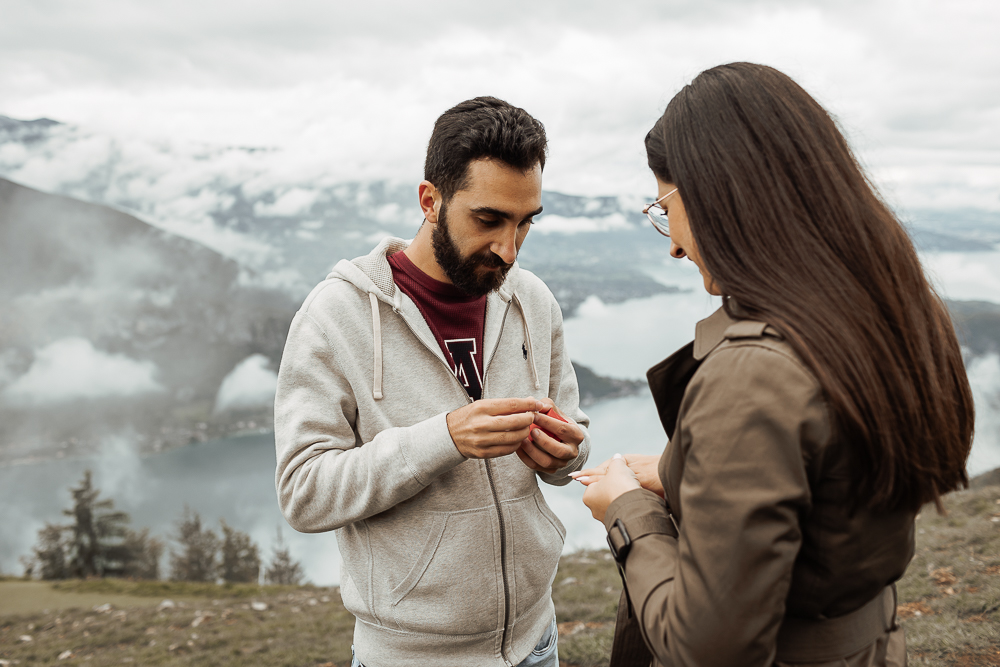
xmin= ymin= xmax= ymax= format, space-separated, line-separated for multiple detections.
xmin=350 ymin=617 xmax=559 ymax=667
xmin=514 ymin=616 xmax=559 ymax=667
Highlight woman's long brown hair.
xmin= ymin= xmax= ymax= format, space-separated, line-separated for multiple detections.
xmin=646 ymin=62 xmax=974 ymax=513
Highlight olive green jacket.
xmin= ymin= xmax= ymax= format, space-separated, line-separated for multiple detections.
xmin=604 ymin=306 xmax=912 ymax=666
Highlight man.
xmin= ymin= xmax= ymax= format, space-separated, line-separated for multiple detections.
xmin=274 ymin=97 xmax=590 ymax=667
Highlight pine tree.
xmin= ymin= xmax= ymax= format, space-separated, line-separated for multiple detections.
xmin=220 ymin=521 xmax=261 ymax=584
xmin=63 ymin=470 xmax=131 ymax=578
xmin=169 ymin=507 xmax=219 ymax=582
xmin=29 ymin=523 xmax=70 ymax=580
xmin=264 ymin=527 xmax=304 ymax=586
xmin=122 ymin=528 xmax=164 ymax=580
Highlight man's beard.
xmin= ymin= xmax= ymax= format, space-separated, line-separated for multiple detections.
xmin=431 ymin=203 xmax=513 ymax=297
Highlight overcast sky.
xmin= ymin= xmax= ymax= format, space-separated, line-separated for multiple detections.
xmin=1 ymin=0 xmax=999 ymax=212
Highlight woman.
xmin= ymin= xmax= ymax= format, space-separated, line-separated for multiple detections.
xmin=572 ymin=62 xmax=974 ymax=667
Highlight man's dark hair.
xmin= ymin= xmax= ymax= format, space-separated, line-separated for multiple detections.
xmin=424 ymin=96 xmax=547 ymax=201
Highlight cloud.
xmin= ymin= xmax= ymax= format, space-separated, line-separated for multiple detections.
xmin=254 ymin=187 xmax=318 ymax=217
xmin=2 ymin=338 xmax=164 ymax=405
xmin=238 ymin=267 xmax=311 ymax=295
xmin=966 ymin=353 xmax=1000 ymax=477
xmin=214 ymin=354 xmax=278 ymax=413
xmin=919 ymin=250 xmax=1000 ymax=301
xmin=0 ymin=350 xmax=20 ymax=389
xmin=533 ymin=213 xmax=633 ymax=235
xmin=0 ymin=0 xmax=998 ymax=214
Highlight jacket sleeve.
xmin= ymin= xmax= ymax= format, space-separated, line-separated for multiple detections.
xmin=537 ymin=293 xmax=591 ymax=486
xmin=274 ymin=310 xmax=466 ymax=533
xmin=603 ymin=344 xmax=822 ymax=666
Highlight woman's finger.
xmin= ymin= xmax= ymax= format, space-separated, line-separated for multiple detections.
xmin=570 ymin=462 xmax=613 ymax=478
xmin=570 ymin=470 xmax=605 ymax=484
xmin=574 ymin=473 xmax=603 ymax=486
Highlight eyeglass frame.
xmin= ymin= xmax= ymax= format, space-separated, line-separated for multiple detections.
xmin=642 ymin=187 xmax=677 ymax=237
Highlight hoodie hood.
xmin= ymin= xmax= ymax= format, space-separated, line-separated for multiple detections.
xmin=328 ymin=236 xmax=522 ymax=307
xmin=325 ymin=236 xmax=536 ymax=400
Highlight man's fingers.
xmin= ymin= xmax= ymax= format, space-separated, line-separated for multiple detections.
xmin=532 ymin=411 xmax=583 ymax=445
xmin=491 ymin=412 xmax=536 ymax=432
xmin=529 ymin=428 xmax=577 ymax=460
xmin=516 ymin=447 xmax=542 ymax=471
xmin=478 ymin=427 xmax=532 ymax=448
xmin=519 ymin=438 xmax=561 ymax=472
xmin=481 ymin=397 xmax=544 ymax=416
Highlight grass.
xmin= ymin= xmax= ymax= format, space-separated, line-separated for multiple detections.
xmin=0 ymin=586 xmax=356 ymax=666
xmin=1 ymin=484 xmax=998 ymax=666
xmin=897 ymin=485 xmax=1000 ymax=666
xmin=550 ymin=551 xmax=621 ymax=667
xmin=49 ymin=579 xmax=309 ymax=600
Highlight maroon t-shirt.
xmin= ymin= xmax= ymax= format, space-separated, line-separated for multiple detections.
xmin=388 ymin=251 xmax=487 ymax=400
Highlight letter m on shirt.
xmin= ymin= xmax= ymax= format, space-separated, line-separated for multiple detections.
xmin=445 ymin=338 xmax=483 ymax=401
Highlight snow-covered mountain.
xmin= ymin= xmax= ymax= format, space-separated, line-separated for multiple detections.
xmin=2 ymin=113 xmax=999 ymax=465
xmin=4 ymin=113 xmax=994 ymax=306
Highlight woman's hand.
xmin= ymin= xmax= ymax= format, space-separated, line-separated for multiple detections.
xmin=572 ymin=454 xmax=641 ymax=522
xmin=624 ymin=454 xmax=664 ymax=497
xmin=572 ymin=453 xmax=665 ymax=498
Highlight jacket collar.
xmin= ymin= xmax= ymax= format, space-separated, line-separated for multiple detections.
xmin=693 ymin=305 xmax=736 ymax=360
xmin=693 ymin=303 xmax=782 ymax=360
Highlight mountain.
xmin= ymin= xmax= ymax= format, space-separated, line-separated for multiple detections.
xmin=0 ymin=177 xmax=653 ymax=465
xmin=2 ymin=114 xmax=999 ymax=465
xmin=0 ymin=177 xmax=298 ymax=464
xmin=5 ymin=113 xmax=996 ymax=311
xmin=0 ymin=115 xmax=61 ymax=143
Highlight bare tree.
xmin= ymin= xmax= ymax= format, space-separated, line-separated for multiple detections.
xmin=169 ymin=507 xmax=219 ymax=582
xmin=264 ymin=526 xmax=304 ymax=586
xmin=220 ymin=520 xmax=261 ymax=584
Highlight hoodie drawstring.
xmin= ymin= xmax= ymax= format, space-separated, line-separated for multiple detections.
xmin=512 ymin=293 xmax=540 ymax=391
xmin=369 ymin=292 xmax=384 ymax=400
xmin=372 ymin=287 xmax=537 ymax=398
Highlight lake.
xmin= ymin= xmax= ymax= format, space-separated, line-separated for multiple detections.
xmin=1 ymin=252 xmax=998 ymax=585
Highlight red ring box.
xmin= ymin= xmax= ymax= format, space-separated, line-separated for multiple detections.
xmin=529 ymin=407 xmax=569 ymax=442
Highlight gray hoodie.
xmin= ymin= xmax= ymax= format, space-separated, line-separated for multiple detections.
xmin=274 ymin=237 xmax=591 ymax=666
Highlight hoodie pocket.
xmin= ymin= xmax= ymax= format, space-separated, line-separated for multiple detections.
xmin=388 ymin=509 xmax=500 ymax=635
xmin=510 ymin=492 xmax=566 ymax=619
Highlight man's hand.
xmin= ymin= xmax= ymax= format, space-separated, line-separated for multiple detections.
xmin=447 ymin=398 xmax=544 ymax=460
xmin=516 ymin=398 xmax=584 ymax=474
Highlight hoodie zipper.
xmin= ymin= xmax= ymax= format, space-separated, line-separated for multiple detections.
xmin=393 ymin=297 xmax=517 ymax=665
xmin=392 ymin=301 xmax=514 ymax=667
xmin=482 ymin=300 xmax=515 ymax=667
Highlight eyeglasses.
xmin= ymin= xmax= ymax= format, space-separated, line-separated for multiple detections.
xmin=642 ymin=188 xmax=677 ymax=237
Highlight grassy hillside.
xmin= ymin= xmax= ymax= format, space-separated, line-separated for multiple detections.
xmin=2 ymin=484 xmax=998 ymax=666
